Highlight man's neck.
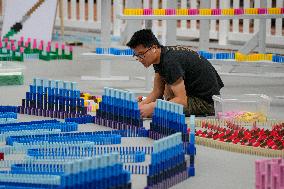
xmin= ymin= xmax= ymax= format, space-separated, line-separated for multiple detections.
xmin=153 ymin=48 xmax=162 ymax=65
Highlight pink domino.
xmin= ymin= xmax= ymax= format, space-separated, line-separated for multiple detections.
xmin=143 ymin=8 xmax=153 ymax=15
xmin=255 ymin=159 xmax=284 ymax=189
xmin=33 ymin=39 xmax=37 ymax=49
xmin=20 ymin=47 xmax=24 ymax=53
xmin=212 ymin=9 xmax=221 ymax=15
xmin=280 ymin=163 xmax=284 ymax=188
xmin=11 ymin=45 xmax=16 ymax=51
xmin=46 ymin=46 xmax=50 ymax=52
xmin=188 ymin=8 xmax=199 ymax=15
xmin=234 ymin=8 xmax=244 ymax=15
xmin=165 ymin=8 xmax=176 ymax=15
xmin=258 ymin=8 xmax=267 ymax=14
xmin=38 ymin=44 xmax=43 ymax=51
xmin=6 ymin=43 xmax=10 ymax=50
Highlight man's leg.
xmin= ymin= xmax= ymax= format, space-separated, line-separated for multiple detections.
xmin=184 ymin=96 xmax=215 ymax=116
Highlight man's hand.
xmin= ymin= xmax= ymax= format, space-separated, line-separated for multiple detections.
xmin=139 ymin=102 xmax=155 ymax=118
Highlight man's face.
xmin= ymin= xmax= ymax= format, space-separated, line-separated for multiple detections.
xmin=133 ymin=44 xmax=155 ymax=68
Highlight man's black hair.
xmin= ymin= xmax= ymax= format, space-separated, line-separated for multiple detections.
xmin=126 ymin=29 xmax=161 ymax=49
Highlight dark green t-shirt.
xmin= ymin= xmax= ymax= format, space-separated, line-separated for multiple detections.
xmin=153 ymin=46 xmax=224 ymax=104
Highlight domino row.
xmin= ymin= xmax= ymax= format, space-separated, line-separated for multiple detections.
xmin=123 ymin=7 xmax=284 ymax=15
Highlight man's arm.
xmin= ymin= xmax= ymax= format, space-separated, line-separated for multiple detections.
xmin=168 ymin=77 xmax=188 ymax=108
xmin=140 ymin=73 xmax=165 ymax=105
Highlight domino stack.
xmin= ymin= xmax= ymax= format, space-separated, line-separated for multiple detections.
xmin=149 ymin=99 xmax=189 ymax=142
xmin=96 ymin=87 xmax=143 ymax=128
xmin=18 ymin=78 xmax=88 ymax=119
xmin=146 ymin=133 xmax=188 ymax=189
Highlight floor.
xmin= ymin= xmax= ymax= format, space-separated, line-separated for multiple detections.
xmin=0 ymin=42 xmax=283 ymax=189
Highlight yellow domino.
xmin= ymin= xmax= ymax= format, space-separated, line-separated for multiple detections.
xmin=222 ymin=8 xmax=234 ymax=15
xmin=245 ymin=8 xmax=258 ymax=14
xmin=176 ymin=8 xmax=187 ymax=15
xmin=266 ymin=54 xmax=273 ymax=61
xmin=97 ymin=97 xmax=102 ymax=103
xmin=136 ymin=9 xmax=143 ymax=15
xmin=123 ymin=9 xmax=130 ymax=15
xmin=154 ymin=9 xmax=166 ymax=15
xmin=95 ymin=104 xmax=99 ymax=110
xmin=199 ymin=9 xmax=211 ymax=15
xmin=268 ymin=8 xmax=281 ymax=14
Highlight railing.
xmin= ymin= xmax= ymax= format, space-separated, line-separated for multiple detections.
xmin=0 ymin=0 xmax=283 ymax=46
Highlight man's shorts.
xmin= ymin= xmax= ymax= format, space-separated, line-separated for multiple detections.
xmin=184 ymin=96 xmax=215 ymax=117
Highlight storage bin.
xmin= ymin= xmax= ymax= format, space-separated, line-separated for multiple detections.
xmin=213 ymin=94 xmax=271 ymax=121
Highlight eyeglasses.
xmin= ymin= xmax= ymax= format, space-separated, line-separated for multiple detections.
xmin=133 ymin=47 xmax=152 ymax=59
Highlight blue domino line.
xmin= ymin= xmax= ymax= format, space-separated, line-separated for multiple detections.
xmin=1 ymin=122 xmax=77 ymax=134
xmin=95 ymin=47 xmax=134 ymax=56
xmin=198 ymin=50 xmax=284 ymax=63
xmin=27 ymin=145 xmax=153 ymax=157
xmin=27 ymin=147 xmax=146 ymax=163
xmin=0 ymin=119 xmax=58 ymax=127
xmin=0 ymin=118 xmax=17 ymax=124
xmin=0 ymin=129 xmax=62 ymax=143
xmin=0 ymin=106 xmax=18 ymax=113
xmin=0 ymin=154 xmax=131 ymax=188
xmin=0 ymin=112 xmax=17 ymax=119
xmin=7 ymin=132 xmax=122 ymax=146
xmin=65 ymin=115 xmax=95 ymax=124
xmin=7 ymin=129 xmax=148 ymax=147
xmin=272 ymin=54 xmax=284 ymax=63
xmin=149 ymin=133 xmax=185 ymax=176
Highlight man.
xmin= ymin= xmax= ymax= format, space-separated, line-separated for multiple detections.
xmin=127 ymin=29 xmax=224 ymax=118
